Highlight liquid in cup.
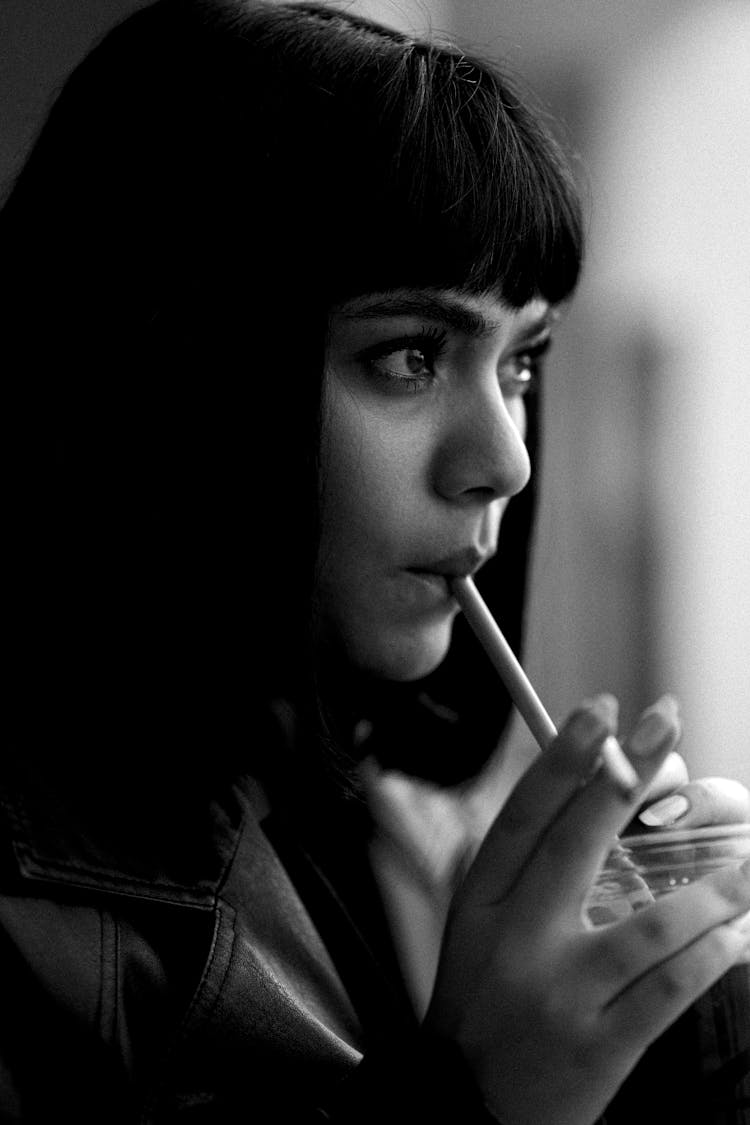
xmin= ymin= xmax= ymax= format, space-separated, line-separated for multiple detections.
xmin=586 ymin=823 xmax=750 ymax=1125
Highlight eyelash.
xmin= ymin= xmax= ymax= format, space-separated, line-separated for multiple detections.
xmin=360 ymin=329 xmax=551 ymax=396
xmin=361 ymin=328 xmax=449 ymax=393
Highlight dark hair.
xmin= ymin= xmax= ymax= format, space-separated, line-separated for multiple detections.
xmin=1 ymin=0 xmax=582 ymax=794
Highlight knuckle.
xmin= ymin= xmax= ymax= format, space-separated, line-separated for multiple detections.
xmin=633 ymin=907 xmax=669 ymax=946
xmin=652 ymin=963 xmax=684 ymax=1005
xmin=711 ymin=865 xmax=750 ymax=913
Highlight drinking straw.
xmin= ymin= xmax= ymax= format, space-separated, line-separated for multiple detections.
xmin=451 ymin=575 xmax=640 ymax=797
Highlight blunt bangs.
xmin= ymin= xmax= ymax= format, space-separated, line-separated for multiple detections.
xmin=249 ymin=3 xmax=584 ymax=310
xmin=389 ymin=49 xmax=585 ymax=308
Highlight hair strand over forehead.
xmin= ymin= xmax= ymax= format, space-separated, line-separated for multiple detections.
xmin=229 ymin=0 xmax=584 ymax=308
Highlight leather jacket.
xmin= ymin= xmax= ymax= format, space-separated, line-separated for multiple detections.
xmin=0 ymin=754 xmax=495 ymax=1123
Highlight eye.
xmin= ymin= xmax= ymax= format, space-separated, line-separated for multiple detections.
xmin=499 ymin=338 xmax=551 ymax=396
xmin=360 ymin=328 xmax=448 ymax=393
xmin=372 ymin=346 xmax=433 ymax=381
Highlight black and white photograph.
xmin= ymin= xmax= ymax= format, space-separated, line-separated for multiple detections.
xmin=2 ymin=1 xmax=749 ymax=1121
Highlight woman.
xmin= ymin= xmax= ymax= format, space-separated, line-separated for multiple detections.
xmin=1 ymin=2 xmax=749 ymax=1121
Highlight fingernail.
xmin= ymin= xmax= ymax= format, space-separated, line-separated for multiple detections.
xmin=629 ymin=696 xmax=680 ymax=756
xmin=638 ymin=793 xmax=691 ymax=827
xmin=566 ymin=694 xmax=618 ymax=746
xmin=583 ymin=694 xmax=619 ymax=725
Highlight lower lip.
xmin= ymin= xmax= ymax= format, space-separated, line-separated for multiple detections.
xmin=404 ymin=570 xmax=453 ymax=600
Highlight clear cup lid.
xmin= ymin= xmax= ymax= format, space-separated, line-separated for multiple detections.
xmin=620 ymin=822 xmax=750 ymax=850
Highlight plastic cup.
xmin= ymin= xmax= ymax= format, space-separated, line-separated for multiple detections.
xmin=586 ymin=823 xmax=750 ymax=1125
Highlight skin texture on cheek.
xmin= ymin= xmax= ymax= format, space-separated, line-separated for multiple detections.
xmin=318 ymin=383 xmax=457 ymax=681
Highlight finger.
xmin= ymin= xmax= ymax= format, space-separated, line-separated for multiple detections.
xmin=584 ymin=861 xmax=750 ymax=1000
xmin=637 ymin=751 xmax=689 ymax=804
xmin=459 ymin=695 xmax=618 ymax=907
xmin=637 ymin=776 xmax=750 ymax=830
xmin=622 ymin=751 xmax=688 ymax=834
xmin=497 ymin=696 xmax=682 ymax=920
xmin=605 ymin=911 xmax=750 ymax=1052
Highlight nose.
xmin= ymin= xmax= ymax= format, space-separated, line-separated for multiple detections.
xmin=432 ymin=385 xmax=532 ymax=504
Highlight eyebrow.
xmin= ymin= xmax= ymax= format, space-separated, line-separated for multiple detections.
xmin=339 ymin=291 xmax=557 ymax=341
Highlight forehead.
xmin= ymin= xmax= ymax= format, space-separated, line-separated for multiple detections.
xmin=333 ymin=288 xmax=554 ymax=338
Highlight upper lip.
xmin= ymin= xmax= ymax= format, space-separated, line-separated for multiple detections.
xmin=408 ymin=548 xmax=493 ymax=579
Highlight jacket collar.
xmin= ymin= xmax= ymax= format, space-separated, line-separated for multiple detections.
xmin=0 ymin=751 xmax=254 ymax=908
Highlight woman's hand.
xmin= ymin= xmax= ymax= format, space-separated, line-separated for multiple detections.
xmin=424 ymin=694 xmax=750 ymax=1125
xmin=634 ymin=748 xmax=750 ymax=829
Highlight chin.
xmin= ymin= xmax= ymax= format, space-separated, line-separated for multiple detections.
xmin=356 ymin=622 xmax=453 ymax=683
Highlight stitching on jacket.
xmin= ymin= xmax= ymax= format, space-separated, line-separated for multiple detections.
xmin=8 ymin=841 xmax=216 ymax=904
xmin=179 ymin=904 xmax=236 ymax=1033
xmin=12 ymin=840 xmax=214 ymax=893
xmin=2 ymin=789 xmax=232 ymax=904
xmin=140 ymin=903 xmax=236 ymax=1118
xmin=97 ymin=908 xmax=119 ymax=1046
xmin=212 ymin=796 xmax=248 ymax=903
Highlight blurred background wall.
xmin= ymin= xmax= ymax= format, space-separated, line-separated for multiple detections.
xmin=2 ymin=0 xmax=748 ymax=785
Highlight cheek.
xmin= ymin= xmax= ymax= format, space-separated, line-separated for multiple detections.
xmin=320 ymin=390 xmax=417 ymax=550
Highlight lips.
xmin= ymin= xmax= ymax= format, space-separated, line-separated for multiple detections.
xmin=407 ymin=547 xmax=492 ymax=581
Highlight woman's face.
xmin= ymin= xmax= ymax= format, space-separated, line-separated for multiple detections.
xmin=318 ymin=287 xmax=554 ymax=682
